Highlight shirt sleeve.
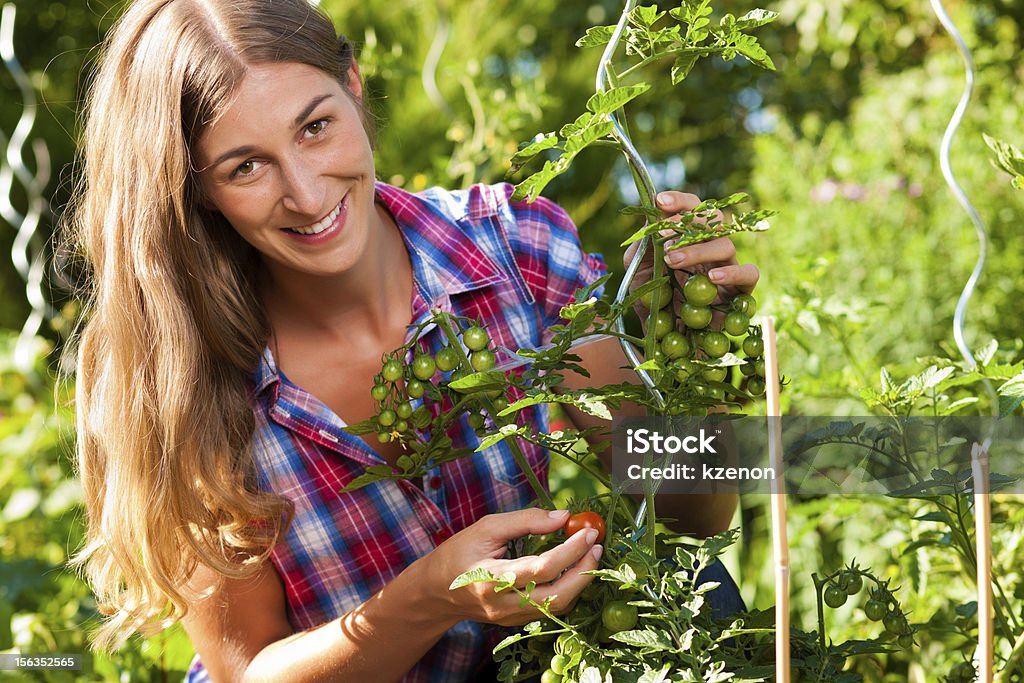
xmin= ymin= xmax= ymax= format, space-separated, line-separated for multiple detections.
xmin=498 ymin=184 xmax=608 ymax=344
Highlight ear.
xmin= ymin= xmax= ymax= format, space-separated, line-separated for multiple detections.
xmin=346 ymin=59 xmax=364 ymax=101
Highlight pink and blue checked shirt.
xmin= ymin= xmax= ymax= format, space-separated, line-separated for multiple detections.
xmin=186 ymin=182 xmax=606 ymax=682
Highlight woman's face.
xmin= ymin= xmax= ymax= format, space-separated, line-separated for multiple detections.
xmin=195 ymin=61 xmax=377 ymax=281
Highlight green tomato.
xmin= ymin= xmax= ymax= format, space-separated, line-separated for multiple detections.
xmin=864 ymin=600 xmax=886 ymax=622
xmin=411 ymin=354 xmax=436 ymax=381
xmin=396 ymin=402 xmax=413 ymax=419
xmin=673 ymin=359 xmax=698 ymax=382
xmin=468 ymin=413 xmax=485 ymax=430
xmin=742 ymin=335 xmax=765 ymax=357
xmin=724 ymin=311 xmax=749 ymax=336
xmin=556 ymin=632 xmax=582 ymax=657
xmin=378 ymin=409 xmax=397 ymax=427
xmin=897 ymin=633 xmax=914 ymax=648
xmin=382 ymin=359 xmax=403 ymax=383
xmin=371 ymin=384 xmax=389 ymax=401
xmin=406 ymin=379 xmax=426 ymax=399
xmin=652 ymin=309 xmax=674 ymax=339
xmin=470 ymin=349 xmax=496 ymax=371
xmin=740 ymin=361 xmax=757 ymax=377
xmin=549 ymin=654 xmax=569 ymax=675
xmin=639 ymin=281 xmax=672 ymax=309
xmin=601 ymin=601 xmax=638 ymax=633
xmin=683 ymin=273 xmax=718 ymax=306
xmin=492 ymin=396 xmax=509 ymax=413
xmin=540 ymin=670 xmax=561 ymax=683
xmin=732 ymin=293 xmax=757 ymax=316
xmin=746 ymin=377 xmax=766 ymax=396
xmin=707 ymin=385 xmax=725 ymax=401
xmin=680 ymin=303 xmax=712 ymax=330
xmin=462 ymin=326 xmax=489 ymax=351
xmin=376 ymin=431 xmax=391 ymax=443
xmin=754 ymin=358 xmax=765 ymax=376
xmin=702 ymin=366 xmax=728 ymax=383
xmin=435 ymin=347 xmax=460 ymax=372
xmin=660 ymin=331 xmax=690 ymax=359
xmin=702 ymin=331 xmax=730 ymax=358
xmin=824 ymin=585 xmax=847 ymax=608
xmin=845 ymin=573 xmax=863 ymax=595
xmin=394 ymin=420 xmax=408 ymax=433
xmin=883 ymin=611 xmax=904 ymax=635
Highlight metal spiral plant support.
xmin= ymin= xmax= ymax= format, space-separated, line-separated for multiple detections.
xmin=928 ymin=0 xmax=998 ymax=415
xmin=595 ymin=0 xmax=667 ymax=533
xmin=1 ymin=3 xmax=53 ymax=376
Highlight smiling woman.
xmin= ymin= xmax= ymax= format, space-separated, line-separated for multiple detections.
xmin=62 ymin=0 xmax=755 ymax=681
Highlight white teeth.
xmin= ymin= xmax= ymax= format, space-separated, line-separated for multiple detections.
xmin=290 ymin=199 xmax=343 ymax=235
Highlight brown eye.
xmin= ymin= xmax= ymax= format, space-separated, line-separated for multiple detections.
xmin=234 ymin=160 xmax=257 ymax=177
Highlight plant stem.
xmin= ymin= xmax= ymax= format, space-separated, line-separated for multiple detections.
xmin=432 ymin=310 xmax=554 ymax=508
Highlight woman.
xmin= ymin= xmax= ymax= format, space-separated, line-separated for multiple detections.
xmin=66 ymin=0 xmax=758 ymax=680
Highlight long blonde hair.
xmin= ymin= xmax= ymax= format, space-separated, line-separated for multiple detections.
xmin=65 ymin=0 xmax=359 ymax=652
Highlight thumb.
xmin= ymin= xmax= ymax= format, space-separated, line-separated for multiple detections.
xmin=477 ymin=508 xmax=570 ymax=543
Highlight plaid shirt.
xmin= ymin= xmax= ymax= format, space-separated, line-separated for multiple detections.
xmin=186 ymin=182 xmax=605 ymax=683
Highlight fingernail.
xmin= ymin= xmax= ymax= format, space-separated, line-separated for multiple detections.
xmin=656 ymin=192 xmax=671 ymax=207
xmin=585 ymin=529 xmax=598 ymax=544
xmin=591 ymin=544 xmax=604 ymax=561
xmin=548 ymin=509 xmax=569 ymax=519
xmin=664 ymin=252 xmax=684 ymax=267
xmin=708 ymin=269 xmax=723 ymax=283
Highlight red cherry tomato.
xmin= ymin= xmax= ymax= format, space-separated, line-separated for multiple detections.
xmin=564 ymin=511 xmax=606 ymax=544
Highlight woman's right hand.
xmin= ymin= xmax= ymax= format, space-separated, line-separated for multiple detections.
xmin=414 ymin=508 xmax=603 ymax=626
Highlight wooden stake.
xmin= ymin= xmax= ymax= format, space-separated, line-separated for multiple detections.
xmin=972 ymin=441 xmax=993 ymax=682
xmin=763 ymin=317 xmax=790 ymax=682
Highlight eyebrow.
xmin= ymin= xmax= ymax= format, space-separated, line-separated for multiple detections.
xmin=205 ymin=93 xmax=337 ymax=170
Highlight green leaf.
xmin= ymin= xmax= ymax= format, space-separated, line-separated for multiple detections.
xmin=586 ymin=84 xmax=652 ymax=117
xmin=343 ymin=419 xmax=379 ymax=436
xmin=632 ymin=5 xmax=666 ymax=29
xmin=610 ymin=628 xmax=676 ymax=650
xmin=735 ymin=9 xmax=779 ymax=29
xmin=732 ymin=34 xmax=775 ymax=70
xmin=509 ymin=133 xmax=560 ymax=169
xmin=449 ymin=567 xmax=500 ymax=590
xmin=983 ymin=133 xmax=1024 ymax=181
xmin=448 ymin=370 xmax=507 ymax=394
xmin=671 ymin=53 xmax=700 ymax=84
xmin=620 ymin=218 xmax=679 ymax=247
xmin=475 ymin=424 xmax=528 ymax=451
xmin=576 ymin=25 xmax=617 ymax=48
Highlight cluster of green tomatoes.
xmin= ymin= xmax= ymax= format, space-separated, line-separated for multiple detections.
xmin=368 ymin=321 xmax=503 ymax=446
xmin=640 ymin=272 xmax=766 ymax=409
xmin=819 ymin=566 xmax=914 ymax=648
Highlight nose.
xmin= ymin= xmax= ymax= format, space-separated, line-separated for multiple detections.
xmin=278 ymin=155 xmax=325 ymax=219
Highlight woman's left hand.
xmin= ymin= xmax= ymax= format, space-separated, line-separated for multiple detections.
xmin=624 ymin=190 xmax=760 ymax=321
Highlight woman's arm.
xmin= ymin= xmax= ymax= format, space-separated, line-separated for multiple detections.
xmin=182 ymin=508 xmax=602 ymax=682
xmin=559 ymin=191 xmax=758 ymax=538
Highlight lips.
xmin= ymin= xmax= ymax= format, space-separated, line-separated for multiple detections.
xmin=286 ymin=196 xmax=345 ymax=235
xmin=282 ymin=193 xmax=349 ymax=243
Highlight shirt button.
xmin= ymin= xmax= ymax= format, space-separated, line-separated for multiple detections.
xmin=429 ymin=477 xmax=443 ymax=490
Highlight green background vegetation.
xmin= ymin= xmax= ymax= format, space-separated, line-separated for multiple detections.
xmin=1 ymin=0 xmax=1022 ymax=679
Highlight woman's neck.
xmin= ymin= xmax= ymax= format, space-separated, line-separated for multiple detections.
xmin=259 ymin=201 xmax=414 ymax=348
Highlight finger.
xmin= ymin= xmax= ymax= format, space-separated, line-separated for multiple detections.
xmin=655 ymin=191 xmax=701 ymax=214
xmin=476 ymin=508 xmax=570 ymax=544
xmin=502 ymin=528 xmax=599 ymax=586
xmin=664 ymin=236 xmax=737 ymax=270
xmin=707 ymin=263 xmax=760 ymax=294
xmin=529 ymin=543 xmax=604 ymax=614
